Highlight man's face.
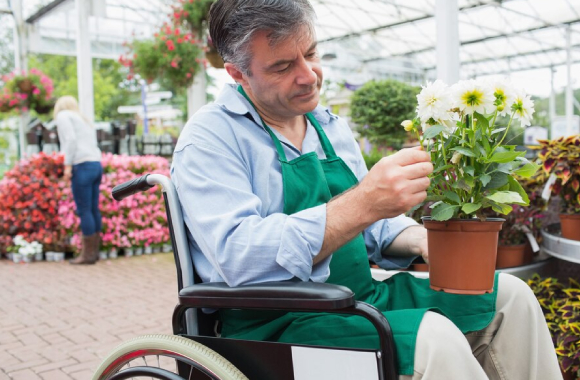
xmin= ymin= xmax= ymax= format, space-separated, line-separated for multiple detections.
xmin=240 ymin=27 xmax=323 ymax=120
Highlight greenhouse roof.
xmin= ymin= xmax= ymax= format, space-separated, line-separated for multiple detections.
xmin=4 ymin=0 xmax=580 ymax=92
xmin=313 ymin=0 xmax=580 ymax=83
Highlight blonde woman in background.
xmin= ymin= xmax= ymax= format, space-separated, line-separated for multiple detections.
xmin=54 ymin=96 xmax=102 ymax=264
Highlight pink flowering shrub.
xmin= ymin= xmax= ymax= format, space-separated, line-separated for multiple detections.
xmin=0 ymin=153 xmax=171 ymax=255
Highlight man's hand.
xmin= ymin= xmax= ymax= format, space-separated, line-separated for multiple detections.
xmin=358 ymin=147 xmax=433 ymax=222
xmin=63 ymin=165 xmax=72 ymax=181
xmin=385 ymin=225 xmax=429 ymax=263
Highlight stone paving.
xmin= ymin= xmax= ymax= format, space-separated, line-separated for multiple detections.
xmin=0 ymin=253 xmax=178 ymax=380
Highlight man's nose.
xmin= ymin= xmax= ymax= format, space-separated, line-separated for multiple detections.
xmin=295 ymin=58 xmax=318 ymax=86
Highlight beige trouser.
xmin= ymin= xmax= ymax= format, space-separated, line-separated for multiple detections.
xmin=399 ymin=273 xmax=562 ymax=380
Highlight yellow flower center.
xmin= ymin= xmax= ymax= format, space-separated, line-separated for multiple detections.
xmin=461 ymin=89 xmax=484 ymax=107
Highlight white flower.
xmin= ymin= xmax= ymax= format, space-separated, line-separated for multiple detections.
xmin=451 ymin=79 xmax=494 ymax=115
xmin=401 ymin=120 xmax=414 ymax=132
xmin=485 ymin=78 xmax=515 ymax=116
xmin=416 ymin=80 xmax=454 ymax=123
xmin=511 ymin=88 xmax=535 ymax=127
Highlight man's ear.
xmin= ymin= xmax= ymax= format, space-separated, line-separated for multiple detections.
xmin=224 ymin=63 xmax=247 ymax=86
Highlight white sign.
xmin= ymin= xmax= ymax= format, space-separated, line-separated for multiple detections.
xmin=551 ymin=116 xmax=580 ymax=139
xmin=292 ymin=346 xmax=379 ymax=380
xmin=524 ymin=126 xmax=548 ymax=145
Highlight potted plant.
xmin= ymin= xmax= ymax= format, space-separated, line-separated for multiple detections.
xmin=402 ymin=78 xmax=538 ymax=294
xmin=492 ymin=204 xmax=543 ymax=268
xmin=532 ymin=136 xmax=580 ymax=241
xmin=528 ymin=274 xmax=580 ymax=379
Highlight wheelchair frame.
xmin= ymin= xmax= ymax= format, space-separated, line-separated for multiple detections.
xmin=96 ymin=173 xmax=399 ymax=379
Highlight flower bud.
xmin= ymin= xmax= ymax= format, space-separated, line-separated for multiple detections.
xmin=401 ymin=120 xmax=414 ymax=132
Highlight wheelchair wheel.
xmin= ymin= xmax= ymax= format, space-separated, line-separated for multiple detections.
xmin=92 ymin=334 xmax=248 ymax=380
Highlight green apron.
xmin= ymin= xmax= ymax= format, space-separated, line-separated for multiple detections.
xmin=220 ymin=87 xmax=499 ymax=375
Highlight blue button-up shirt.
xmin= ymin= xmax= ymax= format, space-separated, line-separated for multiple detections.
xmin=171 ymin=84 xmax=418 ymax=287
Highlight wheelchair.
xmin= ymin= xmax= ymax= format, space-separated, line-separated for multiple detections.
xmin=92 ymin=173 xmax=399 ymax=380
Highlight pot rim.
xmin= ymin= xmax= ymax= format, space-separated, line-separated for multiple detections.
xmin=421 ymin=216 xmax=506 ymax=223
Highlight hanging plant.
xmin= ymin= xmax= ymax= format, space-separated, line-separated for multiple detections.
xmin=0 ymin=68 xmax=55 ymax=115
xmin=120 ymin=23 xmax=203 ymax=90
xmin=171 ymin=0 xmax=215 ymax=36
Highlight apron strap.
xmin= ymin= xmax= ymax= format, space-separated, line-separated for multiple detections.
xmin=237 ymin=85 xmax=337 ymax=161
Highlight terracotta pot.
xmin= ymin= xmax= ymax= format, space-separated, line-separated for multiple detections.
xmin=422 ymin=217 xmax=504 ymax=295
xmin=496 ymin=244 xmax=526 ymax=269
xmin=560 ymin=214 xmax=580 ymax=241
xmin=523 ymin=240 xmax=534 ymax=264
xmin=413 ymin=263 xmax=429 ymax=272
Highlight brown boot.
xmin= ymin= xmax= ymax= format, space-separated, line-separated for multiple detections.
xmin=91 ymin=233 xmax=101 ymax=262
xmin=69 ymin=234 xmax=98 ymax=265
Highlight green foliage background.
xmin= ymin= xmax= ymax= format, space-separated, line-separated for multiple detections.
xmin=350 ymin=79 xmax=420 ymax=149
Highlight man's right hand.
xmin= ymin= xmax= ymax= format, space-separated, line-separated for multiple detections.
xmin=358 ymin=146 xmax=433 ymax=222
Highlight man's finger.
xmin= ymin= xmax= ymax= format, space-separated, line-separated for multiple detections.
xmin=389 ymin=148 xmax=431 ymax=167
xmin=402 ymin=161 xmax=434 ymax=180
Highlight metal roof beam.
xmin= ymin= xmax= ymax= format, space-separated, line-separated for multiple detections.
xmin=363 ymin=19 xmax=580 ymax=62
xmin=318 ymin=0 xmax=498 ymax=44
xmin=25 ymin=0 xmax=70 ymax=24
xmin=423 ymin=44 xmax=580 ymax=70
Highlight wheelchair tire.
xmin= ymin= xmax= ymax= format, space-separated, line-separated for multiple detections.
xmin=92 ymin=334 xmax=248 ymax=380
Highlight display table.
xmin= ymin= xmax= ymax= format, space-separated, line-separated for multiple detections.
xmin=541 ymin=223 xmax=580 ymax=264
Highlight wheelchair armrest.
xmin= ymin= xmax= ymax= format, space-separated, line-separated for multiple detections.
xmin=179 ymin=281 xmax=355 ymax=311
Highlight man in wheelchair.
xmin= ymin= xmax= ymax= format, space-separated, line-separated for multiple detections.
xmin=171 ymin=0 xmax=561 ymax=378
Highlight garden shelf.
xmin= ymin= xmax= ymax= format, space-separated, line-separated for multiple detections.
xmin=542 ymin=223 xmax=580 ymax=265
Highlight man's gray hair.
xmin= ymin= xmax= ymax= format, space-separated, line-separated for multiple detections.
xmin=209 ymin=0 xmax=316 ymax=76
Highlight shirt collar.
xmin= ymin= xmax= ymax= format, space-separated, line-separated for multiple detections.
xmin=216 ymin=83 xmax=338 ymax=127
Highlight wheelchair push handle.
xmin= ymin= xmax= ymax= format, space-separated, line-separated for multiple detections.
xmin=112 ymin=174 xmax=155 ymax=201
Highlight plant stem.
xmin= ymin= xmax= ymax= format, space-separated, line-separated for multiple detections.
xmin=488 ymin=110 xmax=516 ymax=158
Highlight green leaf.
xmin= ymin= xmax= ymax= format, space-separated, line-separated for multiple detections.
xmin=490 ymin=202 xmax=513 ymax=215
xmin=444 ymin=191 xmax=461 ymax=204
xmin=431 ymin=202 xmax=460 ymax=221
xmin=491 ymin=127 xmax=506 ymax=135
xmin=495 ymin=163 xmax=514 ymax=174
xmin=507 ymin=176 xmax=530 ymax=205
xmin=474 ymin=111 xmax=489 ymax=131
xmin=464 ymin=166 xmax=475 ymax=176
xmin=486 ymin=191 xmax=525 ymax=204
xmin=462 ymin=203 xmax=482 ymax=214
xmin=423 ymin=124 xmax=446 ymax=139
xmin=479 ymin=173 xmax=491 ymax=187
xmin=487 ymin=151 xmax=525 ymax=163
xmin=450 ymin=146 xmax=476 ymax=157
xmin=453 ymin=178 xmax=472 ymax=191
xmin=433 ymin=164 xmax=453 ymax=174
xmin=475 ymin=142 xmax=487 ymax=157
xmin=483 ymin=172 xmax=509 ymax=190
xmin=514 ymin=162 xmax=540 ymax=178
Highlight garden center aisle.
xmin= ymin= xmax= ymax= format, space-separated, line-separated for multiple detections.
xmin=0 ymin=253 xmax=177 ymax=380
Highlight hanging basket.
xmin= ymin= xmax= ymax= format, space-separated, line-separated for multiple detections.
xmin=422 ymin=217 xmax=504 ymax=295
xmin=205 ymin=49 xmax=224 ymax=69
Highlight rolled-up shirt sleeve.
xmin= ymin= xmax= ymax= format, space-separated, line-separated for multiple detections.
xmin=173 ymin=140 xmax=329 ymax=287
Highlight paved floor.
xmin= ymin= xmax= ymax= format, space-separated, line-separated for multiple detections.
xmin=0 ymin=253 xmax=178 ymax=380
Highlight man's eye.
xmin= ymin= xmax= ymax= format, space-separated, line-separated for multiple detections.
xmin=276 ymin=65 xmax=290 ymax=73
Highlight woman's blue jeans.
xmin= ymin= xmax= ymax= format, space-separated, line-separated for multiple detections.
xmin=71 ymin=161 xmax=103 ymax=236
